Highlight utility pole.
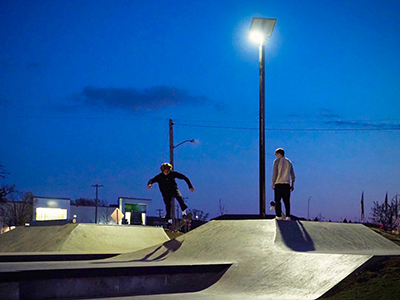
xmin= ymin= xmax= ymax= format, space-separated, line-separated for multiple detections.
xmin=168 ymin=119 xmax=195 ymax=224
xmin=156 ymin=209 xmax=163 ymax=218
xmin=91 ymin=184 xmax=104 ymax=224
xmin=169 ymin=119 xmax=176 ymax=224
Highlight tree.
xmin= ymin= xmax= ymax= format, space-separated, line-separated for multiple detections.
xmin=71 ymin=198 xmax=107 ymax=206
xmin=313 ymin=213 xmax=325 ymax=222
xmin=370 ymin=199 xmax=399 ymax=231
xmin=0 ymin=191 xmax=33 ymax=227
xmin=0 ymin=165 xmax=16 ymax=203
xmin=0 ymin=165 xmax=7 ymax=179
xmin=189 ymin=208 xmax=209 ymax=222
xmin=217 ymin=199 xmax=228 ymax=216
xmin=0 ymin=184 xmax=17 ymax=203
xmin=99 ymin=206 xmax=115 ymax=224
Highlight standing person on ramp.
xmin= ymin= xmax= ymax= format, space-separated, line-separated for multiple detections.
xmin=147 ymin=163 xmax=194 ymax=226
xmin=272 ymin=148 xmax=295 ymax=220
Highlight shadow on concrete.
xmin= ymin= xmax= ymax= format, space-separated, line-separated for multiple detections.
xmin=275 ymin=220 xmax=316 ymax=252
xmin=92 ymin=239 xmax=184 ymax=264
xmin=132 ymin=239 xmax=184 ymax=262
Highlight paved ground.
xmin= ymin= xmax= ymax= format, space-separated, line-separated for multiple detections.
xmin=1 ymin=220 xmax=400 ymax=300
xmin=103 ymin=220 xmax=400 ymax=299
xmin=0 ymin=223 xmax=169 ymax=253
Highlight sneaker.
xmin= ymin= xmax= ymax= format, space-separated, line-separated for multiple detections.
xmin=275 ymin=216 xmax=282 ymax=220
xmin=167 ymin=219 xmax=173 ymax=224
xmin=284 ymin=216 xmax=291 ymax=221
xmin=166 ymin=221 xmax=173 ymax=230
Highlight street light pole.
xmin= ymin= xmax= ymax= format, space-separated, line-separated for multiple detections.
xmin=308 ymin=196 xmax=312 ymax=220
xmin=249 ymin=17 xmax=276 ymax=217
xmin=259 ymin=42 xmax=266 ymax=217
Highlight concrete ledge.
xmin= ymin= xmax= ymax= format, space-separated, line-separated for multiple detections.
xmin=0 ymin=263 xmax=231 ymax=300
xmin=0 ymin=253 xmax=117 ymax=262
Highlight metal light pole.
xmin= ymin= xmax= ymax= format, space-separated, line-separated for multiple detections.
xmin=249 ymin=18 xmax=276 ymax=217
xmin=308 ymin=196 xmax=312 ymax=220
xmin=258 ymin=41 xmax=266 ymax=217
xmin=168 ymin=119 xmax=195 ymax=222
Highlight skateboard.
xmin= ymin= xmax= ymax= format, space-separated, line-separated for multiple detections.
xmin=269 ymin=200 xmax=276 ymax=211
xmin=270 ymin=200 xmax=289 ymax=219
xmin=171 ymin=212 xmax=192 ymax=232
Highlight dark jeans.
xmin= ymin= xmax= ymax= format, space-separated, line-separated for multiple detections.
xmin=163 ymin=190 xmax=188 ymax=219
xmin=274 ymin=184 xmax=291 ymax=217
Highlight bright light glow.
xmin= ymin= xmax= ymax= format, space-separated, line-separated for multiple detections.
xmin=36 ymin=207 xmax=67 ymax=220
xmin=142 ymin=213 xmax=146 ymax=225
xmin=249 ymin=17 xmax=276 ymax=45
xmin=249 ymin=30 xmax=266 ymax=45
xmin=125 ymin=211 xmax=131 ymax=224
xmin=47 ymin=200 xmax=58 ymax=208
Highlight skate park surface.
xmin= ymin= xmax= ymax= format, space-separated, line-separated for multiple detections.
xmin=0 ymin=223 xmax=170 ymax=254
xmin=1 ymin=220 xmax=400 ymax=300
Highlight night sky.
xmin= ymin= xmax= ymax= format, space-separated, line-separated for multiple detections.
xmin=1 ymin=0 xmax=400 ymax=221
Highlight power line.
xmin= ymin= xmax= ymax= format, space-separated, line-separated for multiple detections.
xmin=3 ymin=113 xmax=400 ymax=132
xmin=0 ymin=114 xmax=168 ymax=121
xmin=175 ymin=123 xmax=400 ymax=132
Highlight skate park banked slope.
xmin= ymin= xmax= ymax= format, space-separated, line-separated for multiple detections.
xmin=0 ymin=223 xmax=170 ymax=254
xmin=274 ymin=220 xmax=400 ymax=255
xmin=110 ymin=219 xmax=400 ymax=299
xmin=1 ymin=220 xmax=400 ymax=300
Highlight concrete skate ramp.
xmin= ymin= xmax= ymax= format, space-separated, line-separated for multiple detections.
xmin=274 ymin=220 xmax=400 ymax=255
xmin=110 ymin=220 xmax=400 ymax=299
xmin=0 ymin=224 xmax=169 ymax=253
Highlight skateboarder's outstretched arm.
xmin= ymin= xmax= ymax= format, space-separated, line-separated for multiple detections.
xmin=174 ymin=172 xmax=194 ymax=192
xmin=147 ymin=174 xmax=161 ymax=189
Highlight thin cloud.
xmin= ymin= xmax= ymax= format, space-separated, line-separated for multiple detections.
xmin=325 ymin=120 xmax=400 ymax=130
xmin=287 ymin=108 xmax=341 ymax=120
xmin=319 ymin=109 xmax=400 ymax=130
xmin=318 ymin=108 xmax=341 ymax=119
xmin=287 ymin=108 xmax=400 ymax=131
xmin=78 ymin=86 xmax=209 ymax=112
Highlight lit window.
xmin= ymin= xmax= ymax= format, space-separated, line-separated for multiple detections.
xmin=36 ymin=207 xmax=67 ymax=221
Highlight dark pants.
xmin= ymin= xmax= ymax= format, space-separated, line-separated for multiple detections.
xmin=163 ymin=190 xmax=188 ymax=219
xmin=274 ymin=184 xmax=291 ymax=217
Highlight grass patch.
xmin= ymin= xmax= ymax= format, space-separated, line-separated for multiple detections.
xmin=320 ymin=227 xmax=400 ymax=299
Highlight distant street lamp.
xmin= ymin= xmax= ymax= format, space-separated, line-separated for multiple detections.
xmin=249 ymin=17 xmax=277 ymax=217
xmin=174 ymin=139 xmax=195 ymax=149
xmin=308 ymin=196 xmax=312 ymax=220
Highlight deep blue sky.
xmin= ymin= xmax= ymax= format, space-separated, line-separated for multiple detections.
xmin=1 ymin=0 xmax=400 ymax=221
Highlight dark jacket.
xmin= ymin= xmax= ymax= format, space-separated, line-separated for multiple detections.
xmin=148 ymin=171 xmax=193 ymax=196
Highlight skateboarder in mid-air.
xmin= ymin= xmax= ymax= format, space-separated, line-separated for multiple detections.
xmin=147 ymin=163 xmax=194 ymax=226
